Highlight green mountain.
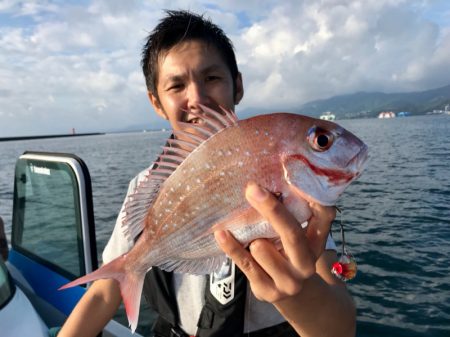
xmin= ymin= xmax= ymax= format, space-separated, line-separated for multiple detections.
xmin=296 ymin=84 xmax=450 ymax=119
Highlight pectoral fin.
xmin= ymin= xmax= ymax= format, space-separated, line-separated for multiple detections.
xmin=209 ymin=206 xmax=264 ymax=234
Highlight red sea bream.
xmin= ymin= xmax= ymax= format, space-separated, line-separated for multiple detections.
xmin=61 ymin=106 xmax=368 ymax=332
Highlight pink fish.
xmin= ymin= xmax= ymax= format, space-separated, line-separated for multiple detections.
xmin=60 ymin=106 xmax=368 ymax=332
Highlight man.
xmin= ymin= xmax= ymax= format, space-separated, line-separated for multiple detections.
xmin=59 ymin=10 xmax=355 ymax=337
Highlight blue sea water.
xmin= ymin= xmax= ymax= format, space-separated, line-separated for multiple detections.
xmin=0 ymin=115 xmax=449 ymax=336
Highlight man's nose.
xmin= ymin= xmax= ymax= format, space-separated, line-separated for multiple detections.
xmin=187 ymin=82 xmax=209 ymax=111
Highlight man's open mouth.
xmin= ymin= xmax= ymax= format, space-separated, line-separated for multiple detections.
xmin=186 ymin=116 xmax=202 ymax=124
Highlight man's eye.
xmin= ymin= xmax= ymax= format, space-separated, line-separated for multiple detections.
xmin=206 ymin=75 xmax=220 ymax=82
xmin=167 ymin=83 xmax=183 ymax=91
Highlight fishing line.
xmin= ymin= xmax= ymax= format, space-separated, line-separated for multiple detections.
xmin=331 ymin=206 xmax=357 ymax=282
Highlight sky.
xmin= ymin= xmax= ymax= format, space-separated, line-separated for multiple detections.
xmin=0 ymin=0 xmax=449 ymax=136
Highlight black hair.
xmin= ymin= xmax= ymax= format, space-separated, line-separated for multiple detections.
xmin=141 ymin=10 xmax=239 ymax=99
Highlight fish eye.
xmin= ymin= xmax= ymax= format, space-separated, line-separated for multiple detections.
xmin=317 ymin=134 xmax=329 ymax=148
xmin=308 ymin=126 xmax=334 ymax=152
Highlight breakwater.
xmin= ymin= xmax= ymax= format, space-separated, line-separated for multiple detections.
xmin=0 ymin=132 xmax=104 ymax=142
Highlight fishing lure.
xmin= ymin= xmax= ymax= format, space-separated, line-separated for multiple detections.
xmin=331 ymin=207 xmax=357 ymax=281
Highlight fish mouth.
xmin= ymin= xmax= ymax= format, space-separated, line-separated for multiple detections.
xmin=346 ymin=143 xmax=369 ymax=173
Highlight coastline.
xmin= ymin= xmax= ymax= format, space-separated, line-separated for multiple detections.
xmin=0 ymin=132 xmax=104 ymax=142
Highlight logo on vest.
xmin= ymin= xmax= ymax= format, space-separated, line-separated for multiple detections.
xmin=209 ymin=258 xmax=235 ymax=305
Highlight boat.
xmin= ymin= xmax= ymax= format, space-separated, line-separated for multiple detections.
xmin=319 ymin=112 xmax=336 ymax=121
xmin=378 ymin=111 xmax=396 ymax=119
xmin=426 ymin=104 xmax=450 ymax=115
xmin=397 ymin=111 xmax=411 ymax=117
xmin=1 ymin=258 xmax=48 ymax=336
xmin=2 ymin=151 xmax=143 ymax=336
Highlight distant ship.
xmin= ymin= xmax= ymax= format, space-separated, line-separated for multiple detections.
xmin=397 ymin=111 xmax=411 ymax=117
xmin=427 ymin=104 xmax=450 ymax=115
xmin=319 ymin=111 xmax=336 ymax=121
xmin=378 ymin=111 xmax=396 ymax=119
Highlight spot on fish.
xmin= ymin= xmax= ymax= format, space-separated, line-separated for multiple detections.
xmin=186 ymin=185 xmax=191 ymax=191
xmin=245 ymin=151 xmax=251 ymax=156
xmin=196 ymin=178 xmax=201 ymax=184
xmin=226 ymin=150 xmax=232 ymax=156
xmin=205 ymin=163 xmax=211 ymax=169
xmin=265 ymin=131 xmax=269 ymax=136
xmin=220 ymin=172 xmax=225 ymax=176
xmin=238 ymin=161 xmax=244 ymax=167
xmin=255 ymin=130 xmax=260 ymax=135
xmin=218 ymin=150 xmax=224 ymax=156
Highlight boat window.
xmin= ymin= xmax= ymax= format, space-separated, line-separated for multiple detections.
xmin=12 ymin=156 xmax=88 ymax=279
xmin=0 ymin=260 xmax=15 ymax=310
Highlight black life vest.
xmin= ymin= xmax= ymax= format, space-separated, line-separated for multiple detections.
xmin=142 ymin=267 xmax=299 ymax=337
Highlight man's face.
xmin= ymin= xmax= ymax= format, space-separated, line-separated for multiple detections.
xmin=148 ymin=40 xmax=243 ymax=130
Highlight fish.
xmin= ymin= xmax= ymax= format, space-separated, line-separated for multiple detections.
xmin=60 ymin=105 xmax=368 ymax=332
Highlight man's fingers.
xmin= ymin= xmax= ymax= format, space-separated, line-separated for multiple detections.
xmin=244 ymin=182 xmax=301 ymax=239
xmin=249 ymin=239 xmax=305 ymax=294
xmin=244 ymin=182 xmax=316 ymax=273
xmin=214 ymin=230 xmax=270 ymax=286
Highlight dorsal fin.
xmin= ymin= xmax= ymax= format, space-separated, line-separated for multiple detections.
xmin=122 ymin=105 xmax=238 ymax=241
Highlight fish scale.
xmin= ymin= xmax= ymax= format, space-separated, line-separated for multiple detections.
xmin=148 ymin=136 xmax=278 ymax=243
xmin=60 ymin=106 xmax=368 ymax=332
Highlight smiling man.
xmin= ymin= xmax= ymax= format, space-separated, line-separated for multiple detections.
xmin=59 ymin=10 xmax=355 ymax=337
xmin=148 ymin=40 xmax=243 ymax=129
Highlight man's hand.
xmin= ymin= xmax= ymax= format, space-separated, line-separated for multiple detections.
xmin=214 ymin=182 xmax=336 ymax=303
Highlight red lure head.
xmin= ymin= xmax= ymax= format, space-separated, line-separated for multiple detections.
xmin=331 ymin=254 xmax=357 ymax=282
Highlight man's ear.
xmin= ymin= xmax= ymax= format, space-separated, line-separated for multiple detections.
xmin=148 ymin=91 xmax=168 ymax=120
xmin=234 ymin=72 xmax=244 ymax=105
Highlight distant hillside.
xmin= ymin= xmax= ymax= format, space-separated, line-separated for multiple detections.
xmin=119 ymin=84 xmax=450 ymax=132
xmin=296 ymin=84 xmax=450 ymax=119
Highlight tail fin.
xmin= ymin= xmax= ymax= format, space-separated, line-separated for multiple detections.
xmin=59 ymin=255 xmax=146 ymax=333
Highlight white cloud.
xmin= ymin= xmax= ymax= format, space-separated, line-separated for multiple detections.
xmin=0 ymin=0 xmax=449 ymax=136
xmin=0 ymin=0 xmax=57 ymax=15
xmin=233 ymin=0 xmax=450 ymax=108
